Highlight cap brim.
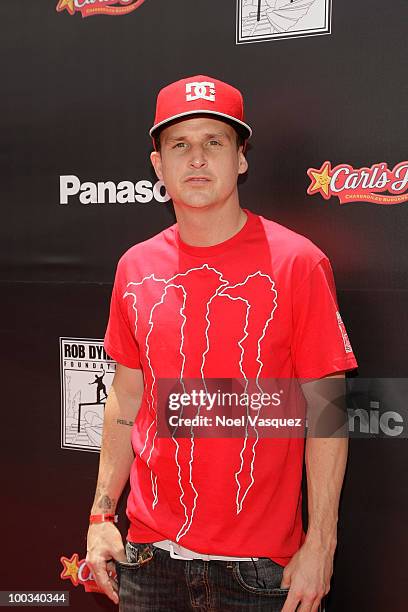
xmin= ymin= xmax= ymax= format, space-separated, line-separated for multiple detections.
xmin=149 ymin=110 xmax=252 ymax=139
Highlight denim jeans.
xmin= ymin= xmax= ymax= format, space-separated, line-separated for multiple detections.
xmin=115 ymin=541 xmax=291 ymax=611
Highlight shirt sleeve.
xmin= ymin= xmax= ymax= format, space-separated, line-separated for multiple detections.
xmin=104 ymin=265 xmax=141 ymax=369
xmin=291 ymin=256 xmax=358 ymax=380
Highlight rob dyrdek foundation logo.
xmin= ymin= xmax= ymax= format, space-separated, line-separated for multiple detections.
xmin=307 ymin=160 xmax=408 ymax=206
xmin=56 ymin=0 xmax=146 ymax=18
xmin=236 ymin=0 xmax=331 ymax=44
xmin=60 ymin=338 xmax=116 ymax=452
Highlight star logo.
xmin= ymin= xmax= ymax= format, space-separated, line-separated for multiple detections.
xmin=56 ymin=0 xmax=75 ymax=15
xmin=307 ymin=161 xmax=332 ymax=200
xmin=60 ymin=553 xmax=80 ymax=586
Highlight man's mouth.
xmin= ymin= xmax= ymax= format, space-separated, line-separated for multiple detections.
xmin=185 ymin=176 xmax=211 ymax=184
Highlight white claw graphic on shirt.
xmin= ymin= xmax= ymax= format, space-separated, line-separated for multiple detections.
xmin=174 ymin=265 xmax=228 ymax=541
xmin=124 ymin=266 xmax=277 ymax=535
xmin=220 ymin=272 xmax=277 ymax=514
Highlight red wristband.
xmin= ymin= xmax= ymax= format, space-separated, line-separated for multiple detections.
xmin=89 ymin=513 xmax=118 ymax=524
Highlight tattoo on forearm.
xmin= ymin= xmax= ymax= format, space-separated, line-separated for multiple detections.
xmin=116 ymin=418 xmax=134 ymax=427
xmin=98 ymin=495 xmax=115 ymax=511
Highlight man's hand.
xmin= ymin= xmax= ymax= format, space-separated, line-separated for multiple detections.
xmin=280 ymin=541 xmax=332 ymax=612
xmin=86 ymin=365 xmax=144 ymax=603
xmin=86 ymin=522 xmax=127 ymax=605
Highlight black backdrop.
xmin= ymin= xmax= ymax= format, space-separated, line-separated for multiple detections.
xmin=1 ymin=1 xmax=407 ymax=610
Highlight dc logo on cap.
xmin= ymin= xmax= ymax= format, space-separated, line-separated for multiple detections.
xmin=185 ymin=82 xmax=216 ymax=102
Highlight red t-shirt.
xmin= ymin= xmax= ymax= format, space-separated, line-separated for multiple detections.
xmin=104 ymin=209 xmax=357 ymax=565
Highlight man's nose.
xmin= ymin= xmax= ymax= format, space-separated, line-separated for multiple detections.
xmin=189 ymin=145 xmax=207 ymax=168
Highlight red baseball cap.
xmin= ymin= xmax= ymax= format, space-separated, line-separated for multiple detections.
xmin=149 ymin=75 xmax=252 ymax=141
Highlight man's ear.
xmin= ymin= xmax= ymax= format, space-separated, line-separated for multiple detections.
xmin=150 ymin=151 xmax=163 ymax=180
xmin=238 ymin=147 xmax=248 ymax=175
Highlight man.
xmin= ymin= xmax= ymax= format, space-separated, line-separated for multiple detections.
xmin=86 ymin=75 xmax=357 ymax=612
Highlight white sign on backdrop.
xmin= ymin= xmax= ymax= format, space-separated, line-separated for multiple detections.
xmin=236 ymin=0 xmax=332 ymax=44
xmin=60 ymin=337 xmax=116 ymax=452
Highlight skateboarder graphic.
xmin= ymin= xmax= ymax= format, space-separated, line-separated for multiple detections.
xmin=89 ymin=370 xmax=108 ymax=404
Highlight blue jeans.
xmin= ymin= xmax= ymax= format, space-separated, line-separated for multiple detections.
xmin=115 ymin=541 xmax=290 ymax=611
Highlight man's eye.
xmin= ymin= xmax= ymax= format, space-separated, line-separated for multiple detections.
xmin=174 ymin=142 xmax=187 ymax=148
xmin=209 ymin=140 xmax=221 ymax=146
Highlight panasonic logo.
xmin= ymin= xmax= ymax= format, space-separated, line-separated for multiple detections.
xmin=59 ymin=175 xmax=171 ymax=205
xmin=348 ymin=401 xmax=404 ymax=437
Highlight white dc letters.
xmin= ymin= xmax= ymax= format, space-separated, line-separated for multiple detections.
xmin=185 ymin=81 xmax=216 ymax=102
